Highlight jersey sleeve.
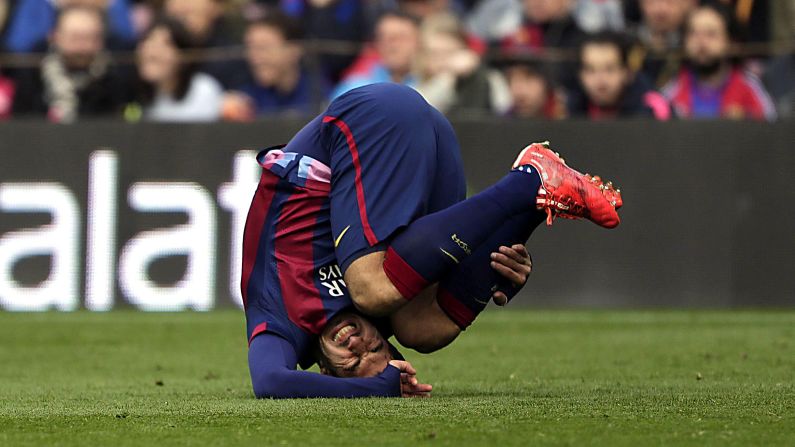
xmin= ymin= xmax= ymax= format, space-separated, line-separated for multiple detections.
xmin=321 ymin=85 xmax=443 ymax=272
xmin=248 ymin=333 xmax=401 ymax=398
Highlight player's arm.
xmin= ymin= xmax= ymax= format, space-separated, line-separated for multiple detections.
xmin=248 ymin=333 xmax=430 ymax=398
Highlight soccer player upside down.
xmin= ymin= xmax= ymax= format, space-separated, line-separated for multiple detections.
xmin=241 ymin=83 xmax=623 ymax=398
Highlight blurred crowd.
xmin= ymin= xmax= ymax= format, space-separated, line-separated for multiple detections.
xmin=0 ymin=0 xmax=792 ymax=123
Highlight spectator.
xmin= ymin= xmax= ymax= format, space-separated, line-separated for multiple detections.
xmin=330 ymin=12 xmax=420 ymax=99
xmin=633 ymin=0 xmax=696 ymax=87
xmin=164 ymin=0 xmax=230 ymax=47
xmin=567 ymin=31 xmax=671 ymax=120
xmin=130 ymin=17 xmax=223 ymax=122
xmin=662 ymin=3 xmax=776 ymax=121
xmin=164 ymin=0 xmax=245 ymax=88
xmin=713 ymin=0 xmax=772 ymax=43
xmin=500 ymin=0 xmax=585 ymax=90
xmin=397 ymin=0 xmax=456 ymax=20
xmin=0 ymin=64 xmax=13 ymax=120
xmin=0 ymin=0 xmax=10 ymax=39
xmin=222 ymin=13 xmax=326 ymax=120
xmin=12 ymin=5 xmax=130 ymax=122
xmin=3 ymin=0 xmax=136 ymax=53
xmin=503 ymin=60 xmax=563 ymax=119
xmin=763 ymin=54 xmax=794 ymax=119
xmin=277 ymin=0 xmax=368 ymax=82
xmin=573 ymin=0 xmax=625 ymax=33
xmin=415 ymin=14 xmax=510 ymax=117
xmin=466 ymin=0 xmax=524 ymax=43
xmin=500 ymin=0 xmax=585 ymax=51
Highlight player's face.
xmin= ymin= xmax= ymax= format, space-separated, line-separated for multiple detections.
xmin=579 ymin=43 xmax=628 ymax=107
xmin=318 ymin=313 xmax=393 ymax=378
xmin=685 ymin=8 xmax=730 ymax=69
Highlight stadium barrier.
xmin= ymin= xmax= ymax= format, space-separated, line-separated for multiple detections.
xmin=0 ymin=120 xmax=792 ymax=311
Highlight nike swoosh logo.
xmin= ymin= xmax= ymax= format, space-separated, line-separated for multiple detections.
xmin=334 ymin=225 xmax=351 ymax=248
xmin=439 ymin=247 xmax=460 ymax=264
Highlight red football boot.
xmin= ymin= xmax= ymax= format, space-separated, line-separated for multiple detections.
xmin=512 ymin=141 xmax=622 ymax=228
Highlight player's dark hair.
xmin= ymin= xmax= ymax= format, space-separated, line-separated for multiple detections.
xmin=313 ymin=341 xmax=347 ymax=378
xmin=247 ymin=11 xmax=304 ymax=42
xmin=135 ymin=16 xmax=198 ymax=103
xmin=577 ymin=31 xmax=631 ymax=69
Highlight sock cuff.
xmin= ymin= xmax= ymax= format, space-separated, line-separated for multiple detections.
xmin=382 ymin=246 xmax=428 ymax=300
xmin=437 ymin=288 xmax=477 ymax=330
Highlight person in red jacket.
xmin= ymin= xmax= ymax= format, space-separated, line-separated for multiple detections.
xmin=662 ymin=2 xmax=776 ymax=121
xmin=0 ymin=70 xmax=13 ymax=120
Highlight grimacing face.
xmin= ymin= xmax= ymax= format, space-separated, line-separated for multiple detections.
xmin=579 ymin=43 xmax=628 ymax=107
xmin=317 ymin=312 xmax=393 ymax=378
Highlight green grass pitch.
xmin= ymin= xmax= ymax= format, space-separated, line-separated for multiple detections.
xmin=0 ymin=310 xmax=793 ymax=446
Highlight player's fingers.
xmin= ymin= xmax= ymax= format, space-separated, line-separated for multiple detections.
xmin=407 ymin=383 xmax=433 ymax=393
xmin=512 ymin=245 xmax=532 ymax=271
xmin=499 ymin=245 xmax=531 ymax=266
xmin=504 ymin=245 xmax=533 ymax=272
xmin=491 ymin=261 xmax=526 ymax=286
xmin=492 ymin=291 xmax=508 ymax=306
xmin=511 ymin=244 xmax=529 ymax=258
xmin=496 ymin=252 xmax=532 ymax=278
xmin=403 ymin=383 xmax=433 ymax=394
xmin=389 ymin=360 xmax=417 ymax=375
xmin=491 ymin=253 xmax=525 ymax=274
xmin=497 ymin=245 xmax=525 ymax=265
xmin=400 ymin=373 xmax=416 ymax=385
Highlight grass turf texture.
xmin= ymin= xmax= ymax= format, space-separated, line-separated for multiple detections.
xmin=0 ymin=311 xmax=793 ymax=446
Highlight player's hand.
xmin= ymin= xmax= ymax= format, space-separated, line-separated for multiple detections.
xmin=389 ymin=360 xmax=432 ymax=398
xmin=490 ymin=244 xmax=533 ymax=306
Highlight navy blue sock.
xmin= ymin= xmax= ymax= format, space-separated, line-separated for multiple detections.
xmin=383 ymin=168 xmax=542 ymax=299
xmin=436 ymin=209 xmax=545 ymax=329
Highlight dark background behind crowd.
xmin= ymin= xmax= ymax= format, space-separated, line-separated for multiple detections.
xmin=0 ymin=0 xmax=791 ymax=123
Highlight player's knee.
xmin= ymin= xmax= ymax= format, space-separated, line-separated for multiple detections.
xmin=349 ymin=286 xmax=396 ymax=316
xmin=345 ymin=252 xmax=405 ymax=316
